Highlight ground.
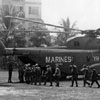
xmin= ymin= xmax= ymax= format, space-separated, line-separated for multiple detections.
xmin=0 ymin=71 xmax=100 ymax=100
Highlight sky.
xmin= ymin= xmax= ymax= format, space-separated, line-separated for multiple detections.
xmin=41 ymin=0 xmax=100 ymax=30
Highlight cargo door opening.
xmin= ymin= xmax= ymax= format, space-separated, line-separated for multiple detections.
xmin=18 ymin=56 xmax=36 ymax=65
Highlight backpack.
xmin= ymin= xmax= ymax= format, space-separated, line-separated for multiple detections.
xmin=55 ymin=68 xmax=61 ymax=77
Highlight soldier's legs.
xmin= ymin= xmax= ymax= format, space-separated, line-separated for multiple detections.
xmin=21 ymin=72 xmax=24 ymax=83
xmin=83 ymin=78 xmax=90 ymax=87
xmin=18 ymin=71 xmax=21 ymax=82
xmin=27 ymin=75 xmax=30 ymax=84
xmin=44 ymin=77 xmax=47 ymax=85
xmin=56 ymin=81 xmax=59 ymax=86
xmin=95 ymin=80 xmax=100 ymax=87
xmin=91 ymin=80 xmax=94 ymax=87
xmin=8 ymin=71 xmax=12 ymax=83
xmin=25 ymin=72 xmax=28 ymax=83
xmin=75 ymin=79 xmax=78 ymax=87
xmin=20 ymin=73 xmax=23 ymax=83
xmin=83 ymin=79 xmax=86 ymax=87
xmin=86 ymin=80 xmax=90 ymax=86
xmin=20 ymin=73 xmax=22 ymax=83
xmin=34 ymin=76 xmax=37 ymax=85
xmin=25 ymin=74 xmax=27 ymax=83
xmin=56 ymin=76 xmax=59 ymax=86
xmin=31 ymin=73 xmax=35 ymax=84
xmin=30 ymin=76 xmax=33 ymax=84
xmin=49 ymin=77 xmax=53 ymax=86
xmin=38 ymin=76 xmax=41 ymax=85
xmin=29 ymin=73 xmax=31 ymax=84
xmin=70 ymin=78 xmax=74 ymax=87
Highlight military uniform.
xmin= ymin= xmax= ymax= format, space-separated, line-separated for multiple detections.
xmin=8 ymin=62 xmax=13 ymax=83
xmin=34 ymin=64 xmax=41 ymax=85
xmin=44 ymin=65 xmax=53 ymax=86
xmin=18 ymin=64 xmax=22 ymax=83
xmin=70 ymin=65 xmax=78 ymax=87
xmin=25 ymin=64 xmax=31 ymax=84
xmin=54 ymin=65 xmax=61 ymax=87
xmin=30 ymin=65 xmax=35 ymax=85
xmin=81 ymin=65 xmax=90 ymax=87
xmin=24 ymin=65 xmax=27 ymax=83
xmin=90 ymin=69 xmax=100 ymax=88
xmin=18 ymin=64 xmax=24 ymax=83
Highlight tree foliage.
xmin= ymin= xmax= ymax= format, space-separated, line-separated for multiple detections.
xmin=1 ymin=5 xmax=17 ymax=30
xmin=55 ymin=17 xmax=77 ymax=46
xmin=0 ymin=4 xmax=26 ymax=47
xmin=27 ymin=23 xmax=51 ymax=47
xmin=0 ymin=4 xmax=52 ymax=48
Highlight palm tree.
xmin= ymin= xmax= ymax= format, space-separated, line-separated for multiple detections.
xmin=55 ymin=17 xmax=77 ymax=46
xmin=61 ymin=17 xmax=77 ymax=38
xmin=1 ymin=4 xmax=25 ymax=47
xmin=1 ymin=5 xmax=16 ymax=47
xmin=1 ymin=4 xmax=51 ymax=48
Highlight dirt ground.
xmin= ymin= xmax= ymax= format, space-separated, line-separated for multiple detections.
xmin=0 ymin=71 xmax=100 ymax=100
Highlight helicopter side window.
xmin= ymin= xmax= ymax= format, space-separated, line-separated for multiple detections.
xmin=74 ymin=41 xmax=80 ymax=47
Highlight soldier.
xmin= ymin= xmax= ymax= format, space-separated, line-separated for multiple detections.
xmin=90 ymin=68 xmax=100 ymax=88
xmin=81 ymin=65 xmax=90 ymax=87
xmin=44 ymin=65 xmax=53 ymax=86
xmin=25 ymin=63 xmax=31 ymax=84
xmin=8 ymin=62 xmax=13 ymax=83
xmin=54 ymin=64 xmax=61 ymax=87
xmin=20 ymin=64 xmax=25 ymax=83
xmin=34 ymin=63 xmax=41 ymax=85
xmin=70 ymin=65 xmax=78 ymax=87
xmin=30 ymin=65 xmax=35 ymax=85
xmin=18 ymin=63 xmax=22 ymax=83
xmin=24 ymin=64 xmax=28 ymax=82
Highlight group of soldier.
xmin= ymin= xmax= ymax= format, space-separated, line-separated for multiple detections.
xmin=70 ymin=64 xmax=100 ymax=88
xmin=8 ymin=61 xmax=100 ymax=88
xmin=8 ymin=62 xmax=61 ymax=87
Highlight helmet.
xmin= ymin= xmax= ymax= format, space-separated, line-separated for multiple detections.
xmin=35 ymin=63 xmax=38 ymax=66
xmin=46 ymin=65 xmax=50 ymax=68
xmin=73 ymin=65 xmax=77 ymax=68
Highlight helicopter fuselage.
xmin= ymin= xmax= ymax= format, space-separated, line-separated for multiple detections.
xmin=5 ymin=47 xmax=100 ymax=76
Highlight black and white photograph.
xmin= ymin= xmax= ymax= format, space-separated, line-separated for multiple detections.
xmin=0 ymin=0 xmax=100 ymax=100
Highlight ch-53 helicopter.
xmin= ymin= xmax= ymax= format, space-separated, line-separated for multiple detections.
xmin=1 ymin=16 xmax=100 ymax=78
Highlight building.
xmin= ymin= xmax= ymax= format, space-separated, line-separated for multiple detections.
xmin=0 ymin=0 xmax=42 ymax=29
xmin=24 ymin=0 xmax=42 ymax=29
xmin=1 ymin=0 xmax=41 ymax=19
xmin=25 ymin=0 xmax=41 ymax=19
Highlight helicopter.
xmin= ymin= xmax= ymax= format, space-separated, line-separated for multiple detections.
xmin=0 ymin=16 xmax=100 ymax=79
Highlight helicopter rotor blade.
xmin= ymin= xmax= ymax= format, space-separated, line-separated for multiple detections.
xmin=5 ymin=16 xmax=82 ymax=32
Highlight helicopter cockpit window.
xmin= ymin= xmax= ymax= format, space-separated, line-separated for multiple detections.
xmin=74 ymin=41 xmax=80 ymax=47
